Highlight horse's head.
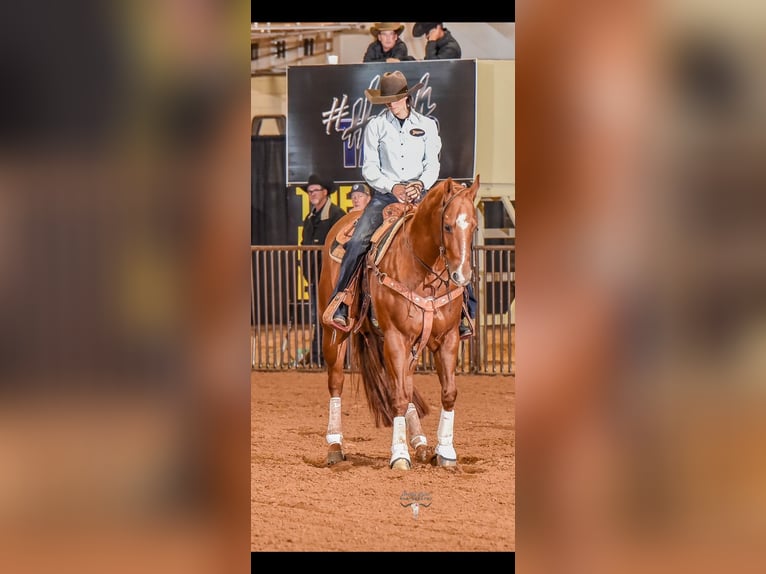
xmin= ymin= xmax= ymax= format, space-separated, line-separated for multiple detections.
xmin=438 ymin=175 xmax=480 ymax=287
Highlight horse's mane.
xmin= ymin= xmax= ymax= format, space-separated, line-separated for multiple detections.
xmin=420 ymin=178 xmax=452 ymax=209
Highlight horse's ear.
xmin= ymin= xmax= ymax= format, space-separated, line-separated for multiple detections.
xmin=464 ymin=174 xmax=479 ymax=201
xmin=444 ymin=177 xmax=455 ymax=197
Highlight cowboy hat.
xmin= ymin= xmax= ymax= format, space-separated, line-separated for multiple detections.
xmin=413 ymin=22 xmax=441 ymax=38
xmin=305 ymin=173 xmax=334 ymax=193
xmin=369 ymin=22 xmax=404 ymax=37
xmin=364 ymin=71 xmax=424 ymax=105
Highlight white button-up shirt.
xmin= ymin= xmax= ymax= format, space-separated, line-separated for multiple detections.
xmin=361 ymin=108 xmax=442 ymax=195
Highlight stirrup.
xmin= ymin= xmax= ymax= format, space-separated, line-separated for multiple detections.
xmin=459 ymin=318 xmax=474 ymax=340
xmin=332 ymin=304 xmax=349 ymax=327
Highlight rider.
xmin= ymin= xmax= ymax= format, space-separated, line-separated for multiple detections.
xmin=327 ymin=70 xmax=476 ymax=338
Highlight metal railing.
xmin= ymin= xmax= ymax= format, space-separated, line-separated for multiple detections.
xmin=251 ymin=245 xmax=514 ymax=375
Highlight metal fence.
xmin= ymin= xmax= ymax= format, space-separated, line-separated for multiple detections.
xmin=251 ymin=245 xmax=515 ymax=375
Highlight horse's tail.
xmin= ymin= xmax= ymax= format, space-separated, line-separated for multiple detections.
xmin=351 ymin=329 xmax=430 ymax=428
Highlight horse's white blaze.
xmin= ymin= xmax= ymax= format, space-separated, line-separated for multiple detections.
xmin=405 ymin=402 xmax=427 ymax=449
xmin=435 ymin=408 xmax=457 ymax=460
xmin=390 ymin=416 xmax=410 ymax=465
xmin=326 ymin=397 xmax=343 ymax=445
xmin=449 ymin=211 xmax=473 ymax=285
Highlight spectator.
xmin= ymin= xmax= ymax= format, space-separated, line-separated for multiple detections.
xmin=347 ymin=182 xmax=372 ymax=212
xmin=413 ymin=22 xmax=462 ymax=60
xmin=363 ymin=22 xmax=415 ymax=63
xmin=300 ymin=174 xmax=346 ymax=364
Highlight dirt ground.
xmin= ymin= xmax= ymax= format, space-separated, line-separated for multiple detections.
xmin=251 ymin=370 xmax=515 ymax=551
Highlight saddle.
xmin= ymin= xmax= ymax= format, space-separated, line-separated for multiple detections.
xmin=323 ymin=203 xmax=416 ymax=332
xmin=328 ymin=203 xmax=413 ymax=264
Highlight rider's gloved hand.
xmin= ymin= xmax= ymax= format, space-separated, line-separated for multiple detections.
xmin=404 ymin=180 xmax=424 ymax=203
xmin=392 ymin=183 xmax=408 ymax=202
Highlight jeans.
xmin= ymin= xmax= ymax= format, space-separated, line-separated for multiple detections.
xmin=465 ymin=282 xmax=477 ymax=320
xmin=330 ymin=191 xmax=401 ymax=298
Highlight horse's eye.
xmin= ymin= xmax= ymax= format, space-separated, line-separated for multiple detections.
xmin=444 ymin=224 xmax=453 ymax=234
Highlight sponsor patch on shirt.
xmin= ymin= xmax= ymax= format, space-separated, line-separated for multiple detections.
xmin=409 ymin=128 xmax=425 ymax=137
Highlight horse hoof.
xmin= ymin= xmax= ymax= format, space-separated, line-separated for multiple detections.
xmin=436 ymin=454 xmax=458 ymax=468
xmin=414 ymin=445 xmax=431 ymax=464
xmin=390 ymin=457 xmax=411 ymax=471
xmin=327 ymin=444 xmax=345 ymax=466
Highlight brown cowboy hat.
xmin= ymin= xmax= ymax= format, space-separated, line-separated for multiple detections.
xmin=364 ymin=71 xmax=424 ymax=105
xmin=369 ymin=22 xmax=404 ymax=37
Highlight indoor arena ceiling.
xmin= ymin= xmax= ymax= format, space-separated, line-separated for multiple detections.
xmin=250 ymin=22 xmax=365 ymax=75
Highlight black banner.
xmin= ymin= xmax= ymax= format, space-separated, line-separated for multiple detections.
xmin=287 ymin=59 xmax=477 ymax=186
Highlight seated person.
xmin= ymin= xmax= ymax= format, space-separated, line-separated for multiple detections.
xmin=413 ymin=22 xmax=462 ymax=60
xmin=363 ymin=22 xmax=415 ymax=63
xmin=348 ymin=182 xmax=372 ymax=212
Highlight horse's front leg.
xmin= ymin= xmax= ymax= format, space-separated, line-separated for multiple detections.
xmin=324 ymin=328 xmax=348 ymax=465
xmin=432 ymin=332 xmax=460 ymax=467
xmin=383 ymin=330 xmax=418 ymax=470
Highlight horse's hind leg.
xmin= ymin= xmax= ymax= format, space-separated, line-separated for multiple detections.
xmin=405 ymin=402 xmax=430 ymax=463
xmin=325 ymin=331 xmax=348 ymax=465
xmin=326 ymin=397 xmax=344 ymax=465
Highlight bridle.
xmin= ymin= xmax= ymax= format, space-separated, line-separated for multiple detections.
xmin=439 ymin=182 xmax=473 ymax=279
xmin=410 ymin=181 xmax=473 ymax=289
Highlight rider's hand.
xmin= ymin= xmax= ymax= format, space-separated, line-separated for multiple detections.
xmin=404 ymin=183 xmax=421 ymax=202
xmin=392 ymin=183 xmax=408 ymax=202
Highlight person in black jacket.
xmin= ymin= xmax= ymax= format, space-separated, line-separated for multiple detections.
xmin=363 ymin=22 xmax=415 ymax=63
xmin=413 ymin=22 xmax=462 ymax=60
xmin=300 ymin=174 xmax=346 ymax=365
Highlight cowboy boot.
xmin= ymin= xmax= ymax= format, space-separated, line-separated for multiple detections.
xmin=333 ymin=302 xmax=349 ymax=327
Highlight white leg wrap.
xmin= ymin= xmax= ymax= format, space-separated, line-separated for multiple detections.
xmin=390 ymin=416 xmax=410 ymax=465
xmin=325 ymin=397 xmax=343 ymax=445
xmin=435 ymin=409 xmax=457 ymax=460
xmin=405 ymin=403 xmax=427 ymax=449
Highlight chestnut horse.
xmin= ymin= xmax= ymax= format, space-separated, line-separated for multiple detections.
xmin=317 ymin=176 xmax=480 ymax=470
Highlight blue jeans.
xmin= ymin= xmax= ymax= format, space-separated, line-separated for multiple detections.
xmin=465 ymin=282 xmax=477 ymax=320
xmin=330 ymin=191 xmax=400 ymax=298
